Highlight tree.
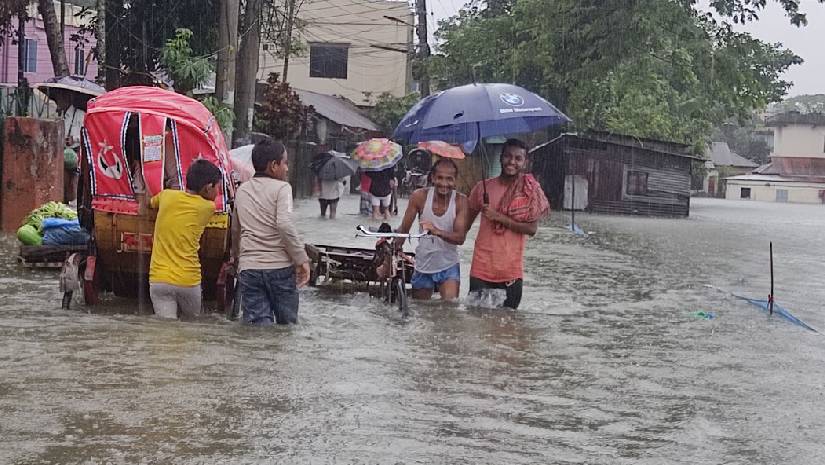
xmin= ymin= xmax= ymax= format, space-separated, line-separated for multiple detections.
xmin=233 ymin=0 xmax=263 ymax=143
xmin=38 ymin=0 xmax=69 ymax=77
xmin=770 ymin=94 xmax=825 ymax=114
xmin=254 ymin=72 xmax=312 ymax=140
xmin=202 ymin=96 xmax=236 ymax=133
xmin=368 ymin=92 xmax=420 ymax=135
xmin=159 ymin=28 xmax=212 ymax=96
xmin=431 ymin=0 xmax=804 ymax=151
xmin=215 ymin=0 xmax=239 ymax=108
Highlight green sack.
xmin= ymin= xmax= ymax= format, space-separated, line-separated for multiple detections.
xmin=64 ymin=147 xmax=78 ymax=171
xmin=17 ymin=224 xmax=43 ymax=246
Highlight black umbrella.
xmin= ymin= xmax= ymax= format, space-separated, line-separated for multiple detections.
xmin=311 ymin=152 xmax=333 ymax=174
xmin=317 ymin=152 xmax=358 ymax=181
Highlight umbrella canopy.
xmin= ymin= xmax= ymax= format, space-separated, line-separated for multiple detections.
xmin=229 ymin=144 xmax=255 ymax=183
xmin=417 ymin=140 xmax=465 ymax=159
xmin=317 ymin=154 xmax=358 ymax=181
xmin=352 ymin=138 xmax=403 ymax=171
xmin=393 ymin=83 xmax=570 ymax=153
xmin=35 ymin=75 xmax=105 ymax=112
xmin=311 ymin=151 xmax=334 ymax=173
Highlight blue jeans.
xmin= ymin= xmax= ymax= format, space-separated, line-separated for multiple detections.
xmin=239 ymin=267 xmax=299 ymax=325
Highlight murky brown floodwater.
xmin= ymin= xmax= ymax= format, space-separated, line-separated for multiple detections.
xmin=1 ymin=196 xmax=824 ymax=464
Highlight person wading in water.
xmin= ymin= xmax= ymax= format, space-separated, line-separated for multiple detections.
xmin=466 ymin=138 xmax=550 ymax=309
xmin=395 ymin=158 xmax=468 ymax=301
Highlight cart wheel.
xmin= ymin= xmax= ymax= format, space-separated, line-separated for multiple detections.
xmin=62 ymin=291 xmax=73 ymax=310
xmin=395 ymin=278 xmax=408 ymax=317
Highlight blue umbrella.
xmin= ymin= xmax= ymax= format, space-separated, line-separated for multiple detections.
xmin=393 ymin=83 xmax=571 ymax=153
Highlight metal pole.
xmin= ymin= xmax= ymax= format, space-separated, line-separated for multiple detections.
xmin=769 ymin=241 xmax=774 ymax=315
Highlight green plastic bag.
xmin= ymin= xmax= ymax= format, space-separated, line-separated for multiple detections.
xmin=17 ymin=224 xmax=43 ymax=246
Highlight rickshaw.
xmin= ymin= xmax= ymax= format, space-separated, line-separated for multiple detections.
xmin=60 ymin=86 xmax=235 ymax=311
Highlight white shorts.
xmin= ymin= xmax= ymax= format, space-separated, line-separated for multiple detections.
xmin=371 ymin=194 xmax=391 ymax=207
xmin=149 ymin=283 xmax=202 ymax=319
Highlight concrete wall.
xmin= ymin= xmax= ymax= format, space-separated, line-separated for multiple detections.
xmin=726 ymin=180 xmax=825 ymax=204
xmin=1 ymin=117 xmax=65 ymax=232
xmin=772 ymin=125 xmax=825 ymax=158
xmin=258 ymin=0 xmax=412 ymax=106
xmin=0 ymin=2 xmax=98 ymax=84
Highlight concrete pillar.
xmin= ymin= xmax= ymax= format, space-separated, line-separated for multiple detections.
xmin=2 ymin=117 xmax=64 ymax=232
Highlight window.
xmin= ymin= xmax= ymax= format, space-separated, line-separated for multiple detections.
xmin=626 ymin=170 xmax=648 ymax=195
xmin=74 ymin=46 xmax=85 ymax=75
xmin=776 ymin=189 xmax=788 ymax=203
xmin=740 ymin=187 xmax=751 ymax=199
xmin=23 ymin=38 xmax=37 ymax=73
xmin=309 ymin=43 xmax=349 ymax=79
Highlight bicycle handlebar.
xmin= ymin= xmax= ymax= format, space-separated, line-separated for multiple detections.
xmin=355 ymin=225 xmax=430 ymax=239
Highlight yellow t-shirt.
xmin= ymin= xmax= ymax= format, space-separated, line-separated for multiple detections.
xmin=149 ymin=190 xmax=216 ymax=286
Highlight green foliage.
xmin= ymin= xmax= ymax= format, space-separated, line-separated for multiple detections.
xmin=770 ymin=94 xmax=825 ymax=114
xmin=431 ymin=0 xmax=805 ymax=151
xmin=254 ymin=73 xmax=313 ymax=140
xmin=368 ymin=92 xmax=421 ymax=135
xmin=201 ymin=96 xmax=235 ymax=133
xmin=159 ymin=28 xmax=212 ymax=95
xmin=713 ymin=119 xmax=772 ymax=164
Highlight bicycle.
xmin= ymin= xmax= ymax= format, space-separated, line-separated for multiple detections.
xmin=355 ymin=224 xmax=429 ymax=317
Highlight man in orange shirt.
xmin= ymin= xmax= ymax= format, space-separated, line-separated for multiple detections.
xmin=466 ymin=138 xmax=550 ymax=309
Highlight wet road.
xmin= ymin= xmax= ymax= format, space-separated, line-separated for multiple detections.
xmin=1 ymin=196 xmax=824 ymax=464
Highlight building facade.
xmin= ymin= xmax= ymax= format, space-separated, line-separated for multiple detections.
xmin=725 ymin=112 xmax=825 ymax=204
xmin=0 ymin=2 xmax=98 ymax=85
xmin=258 ymin=0 xmax=413 ymax=107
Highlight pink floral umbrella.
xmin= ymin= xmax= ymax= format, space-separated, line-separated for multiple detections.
xmin=417 ymin=140 xmax=466 ymax=159
xmin=352 ymin=138 xmax=403 ymax=171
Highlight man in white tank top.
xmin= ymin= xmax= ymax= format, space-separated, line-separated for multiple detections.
xmin=395 ymin=159 xmax=469 ymax=300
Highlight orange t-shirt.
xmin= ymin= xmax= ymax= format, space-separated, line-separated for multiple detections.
xmin=468 ymin=178 xmax=528 ymax=282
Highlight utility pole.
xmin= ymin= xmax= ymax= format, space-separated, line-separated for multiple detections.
xmin=215 ymin=0 xmax=239 ymax=107
xmin=281 ymin=0 xmax=296 ymax=82
xmin=96 ymin=0 xmax=105 ymax=84
xmin=415 ymin=0 xmax=430 ymax=96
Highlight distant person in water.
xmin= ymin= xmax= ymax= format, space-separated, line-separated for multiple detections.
xmin=395 ymin=158 xmax=468 ymax=301
xmin=466 ymin=138 xmax=550 ymax=309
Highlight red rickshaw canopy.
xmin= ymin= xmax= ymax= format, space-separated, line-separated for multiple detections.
xmin=83 ymin=86 xmax=233 ymax=214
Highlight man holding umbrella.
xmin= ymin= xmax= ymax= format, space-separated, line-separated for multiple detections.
xmin=466 ymin=138 xmax=550 ymax=309
xmin=390 ymin=83 xmax=568 ymax=309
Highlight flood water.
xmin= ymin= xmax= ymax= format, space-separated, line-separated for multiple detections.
xmin=1 ymin=196 xmax=824 ymax=464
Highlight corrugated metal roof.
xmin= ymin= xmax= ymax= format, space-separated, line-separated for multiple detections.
xmin=294 ymin=89 xmax=378 ymax=131
xmin=708 ymin=142 xmax=758 ymax=168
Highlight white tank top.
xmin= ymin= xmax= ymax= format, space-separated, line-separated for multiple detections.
xmin=415 ymin=188 xmax=459 ymax=273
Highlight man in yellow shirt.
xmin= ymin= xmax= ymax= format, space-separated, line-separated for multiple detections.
xmin=149 ymin=159 xmax=222 ymax=319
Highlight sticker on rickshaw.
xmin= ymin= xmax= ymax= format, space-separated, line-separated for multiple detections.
xmin=143 ymin=135 xmax=163 ymax=162
xmin=120 ymin=232 xmax=153 ymax=253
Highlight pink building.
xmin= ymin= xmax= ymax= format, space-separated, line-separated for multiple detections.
xmin=0 ymin=6 xmax=98 ymax=84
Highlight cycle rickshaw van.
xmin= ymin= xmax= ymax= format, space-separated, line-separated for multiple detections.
xmin=62 ymin=86 xmax=235 ymax=309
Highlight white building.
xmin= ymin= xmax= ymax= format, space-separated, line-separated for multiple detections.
xmin=258 ymin=0 xmax=413 ymax=107
xmin=726 ymin=112 xmax=825 ymax=204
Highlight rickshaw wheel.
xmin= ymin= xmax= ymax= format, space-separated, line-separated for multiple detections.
xmin=394 ymin=278 xmax=408 ymax=317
